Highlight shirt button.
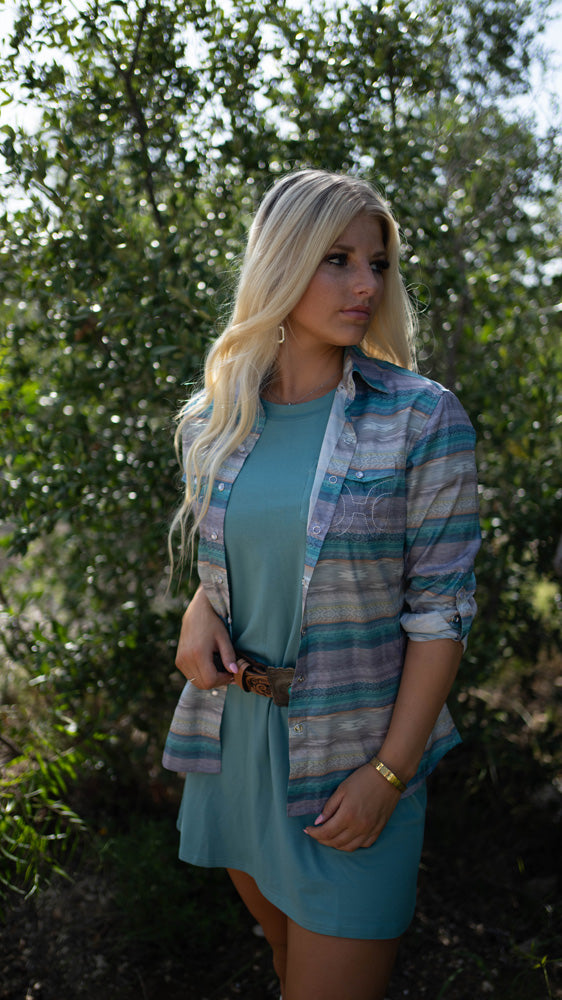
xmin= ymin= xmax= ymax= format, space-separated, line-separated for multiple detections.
xmin=293 ymin=724 xmax=304 ymax=734
xmin=215 ymin=575 xmax=223 ymax=584
xmin=356 ymin=470 xmax=364 ymax=479
xmin=312 ymin=525 xmax=321 ymax=534
xmin=296 ymin=674 xmax=305 ymax=683
xmin=210 ymin=532 xmax=218 ymax=540
xmin=217 ymin=482 xmax=225 ymax=492
xmin=329 ymin=475 xmax=337 ymax=484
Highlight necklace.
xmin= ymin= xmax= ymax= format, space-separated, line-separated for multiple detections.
xmin=265 ymin=372 xmax=341 ymax=406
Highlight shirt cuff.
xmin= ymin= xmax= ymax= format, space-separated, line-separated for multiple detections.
xmin=400 ymin=587 xmax=476 ymax=649
xmin=400 ymin=610 xmax=468 ymax=650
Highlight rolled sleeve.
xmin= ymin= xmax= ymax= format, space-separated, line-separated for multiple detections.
xmin=400 ymin=585 xmax=477 ymax=649
xmin=402 ymin=390 xmax=481 ymax=645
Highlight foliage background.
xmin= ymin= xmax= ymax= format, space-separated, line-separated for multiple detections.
xmin=0 ymin=0 xmax=561 ymax=996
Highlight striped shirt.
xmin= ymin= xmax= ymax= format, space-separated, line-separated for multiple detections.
xmin=162 ymin=347 xmax=481 ymax=817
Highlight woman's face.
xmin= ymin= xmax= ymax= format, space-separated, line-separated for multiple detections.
xmin=287 ymin=213 xmax=387 ymax=355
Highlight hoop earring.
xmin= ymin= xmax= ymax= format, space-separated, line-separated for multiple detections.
xmin=277 ymin=324 xmax=285 ymax=344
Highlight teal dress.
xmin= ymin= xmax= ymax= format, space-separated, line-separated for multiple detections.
xmin=177 ymin=391 xmax=427 ymax=939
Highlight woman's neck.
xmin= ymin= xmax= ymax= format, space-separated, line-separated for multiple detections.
xmin=263 ymin=346 xmax=344 ymax=406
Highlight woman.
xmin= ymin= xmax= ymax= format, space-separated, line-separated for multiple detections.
xmin=163 ymin=169 xmax=480 ymax=1000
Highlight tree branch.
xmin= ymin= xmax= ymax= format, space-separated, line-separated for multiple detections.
xmin=109 ymin=1 xmax=164 ymax=230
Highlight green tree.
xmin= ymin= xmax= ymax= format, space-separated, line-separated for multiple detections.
xmin=0 ymin=0 xmax=560 ymax=893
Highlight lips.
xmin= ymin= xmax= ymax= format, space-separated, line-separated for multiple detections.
xmin=341 ymin=305 xmax=371 ymax=320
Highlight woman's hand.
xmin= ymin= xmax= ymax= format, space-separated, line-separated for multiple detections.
xmin=175 ymin=583 xmax=237 ymax=689
xmin=303 ymin=764 xmax=402 ymax=852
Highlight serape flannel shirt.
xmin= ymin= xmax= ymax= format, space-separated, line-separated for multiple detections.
xmin=162 ymin=346 xmax=481 ymax=817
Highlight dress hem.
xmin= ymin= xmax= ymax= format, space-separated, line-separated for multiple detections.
xmin=176 ymin=851 xmax=415 ymax=940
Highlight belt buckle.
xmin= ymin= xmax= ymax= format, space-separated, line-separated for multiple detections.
xmin=266 ymin=666 xmax=294 ymax=707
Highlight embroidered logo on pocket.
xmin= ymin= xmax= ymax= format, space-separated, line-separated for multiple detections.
xmin=330 ymin=473 xmax=394 ymax=535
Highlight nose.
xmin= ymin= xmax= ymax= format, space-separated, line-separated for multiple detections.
xmin=352 ymin=259 xmax=379 ymax=297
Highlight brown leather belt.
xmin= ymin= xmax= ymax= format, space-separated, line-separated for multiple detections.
xmin=214 ymin=651 xmax=294 ymax=707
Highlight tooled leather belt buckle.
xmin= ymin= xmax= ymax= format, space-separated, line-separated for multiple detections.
xmin=213 ymin=652 xmax=294 ymax=706
xmin=265 ymin=666 xmax=294 ymax=707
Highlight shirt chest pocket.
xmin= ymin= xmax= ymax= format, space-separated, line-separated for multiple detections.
xmin=329 ymin=467 xmax=397 ymax=536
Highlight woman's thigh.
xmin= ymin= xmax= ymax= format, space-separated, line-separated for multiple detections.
xmin=284 ymin=918 xmax=400 ymax=1000
xmin=227 ymin=868 xmax=287 ymax=950
xmin=227 ymin=868 xmax=400 ymax=1000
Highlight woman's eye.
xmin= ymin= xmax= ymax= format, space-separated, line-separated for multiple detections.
xmin=371 ymin=260 xmax=389 ymax=274
xmin=324 ymin=254 xmax=390 ymax=273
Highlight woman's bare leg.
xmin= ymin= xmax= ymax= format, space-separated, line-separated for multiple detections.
xmin=227 ymin=868 xmax=288 ymax=995
xmin=284 ymin=918 xmax=400 ymax=1000
xmin=227 ymin=869 xmax=400 ymax=1000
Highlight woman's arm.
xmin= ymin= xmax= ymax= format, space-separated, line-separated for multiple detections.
xmin=303 ymin=637 xmax=462 ymax=852
xmin=175 ymin=582 xmax=238 ymax=688
xmin=307 ymin=391 xmax=479 ymax=851
xmin=376 ymin=637 xmax=463 ymax=784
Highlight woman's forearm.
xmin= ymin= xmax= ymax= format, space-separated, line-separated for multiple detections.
xmin=377 ymin=638 xmax=463 ymax=785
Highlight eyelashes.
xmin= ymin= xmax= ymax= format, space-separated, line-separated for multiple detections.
xmin=324 ymin=252 xmax=390 ymax=274
xmin=371 ymin=259 xmax=390 ymax=274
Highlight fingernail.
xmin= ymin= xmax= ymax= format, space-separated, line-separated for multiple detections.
xmin=303 ymin=828 xmax=310 ymax=835
xmin=313 ymin=814 xmax=324 ymax=826
xmin=227 ymin=662 xmax=238 ymax=674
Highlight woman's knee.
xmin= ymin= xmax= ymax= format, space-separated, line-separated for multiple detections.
xmin=271 ymin=940 xmax=287 ymax=988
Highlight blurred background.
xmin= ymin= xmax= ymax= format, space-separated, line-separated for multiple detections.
xmin=1 ymin=1 xmax=561 ymax=997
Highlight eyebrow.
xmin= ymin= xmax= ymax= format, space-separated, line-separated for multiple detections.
xmin=329 ymin=242 xmax=388 ymax=257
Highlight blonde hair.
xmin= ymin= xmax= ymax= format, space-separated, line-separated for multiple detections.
xmin=169 ymin=169 xmax=417 ymax=570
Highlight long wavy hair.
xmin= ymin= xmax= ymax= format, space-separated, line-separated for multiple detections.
xmin=169 ymin=169 xmax=417 ymax=570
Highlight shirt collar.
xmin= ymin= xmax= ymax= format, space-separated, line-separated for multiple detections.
xmin=342 ymin=346 xmax=392 ymax=400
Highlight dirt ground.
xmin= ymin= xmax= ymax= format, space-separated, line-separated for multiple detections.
xmin=1 ymin=673 xmax=561 ymax=1000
